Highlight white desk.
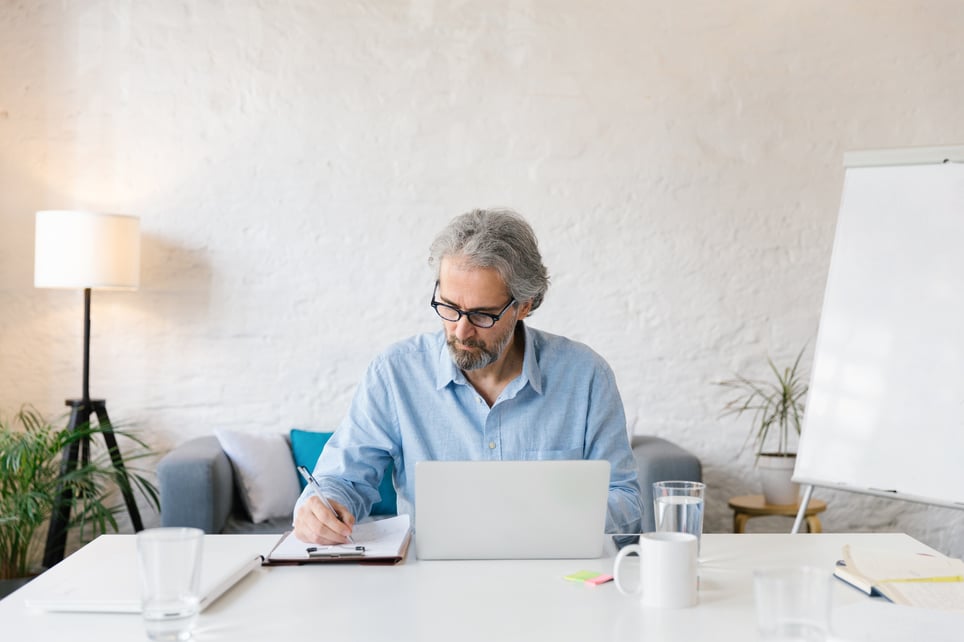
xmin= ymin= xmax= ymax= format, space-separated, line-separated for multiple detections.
xmin=1 ymin=533 xmax=960 ymax=641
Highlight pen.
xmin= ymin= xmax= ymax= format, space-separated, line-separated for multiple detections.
xmin=297 ymin=465 xmax=354 ymax=544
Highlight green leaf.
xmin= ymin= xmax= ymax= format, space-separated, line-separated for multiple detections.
xmin=715 ymin=345 xmax=809 ymax=461
xmin=0 ymin=405 xmax=160 ymax=579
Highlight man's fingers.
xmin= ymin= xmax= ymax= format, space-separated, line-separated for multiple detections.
xmin=329 ymin=499 xmax=356 ymax=530
xmin=294 ymin=496 xmax=354 ymax=545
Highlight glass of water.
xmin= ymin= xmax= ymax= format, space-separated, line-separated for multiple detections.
xmin=653 ymin=480 xmax=705 ymax=554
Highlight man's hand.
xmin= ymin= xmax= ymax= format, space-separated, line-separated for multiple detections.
xmin=294 ymin=496 xmax=356 ymax=545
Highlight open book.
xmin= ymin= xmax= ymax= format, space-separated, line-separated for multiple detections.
xmin=265 ymin=514 xmax=411 ymax=565
xmin=835 ymin=544 xmax=964 ymax=612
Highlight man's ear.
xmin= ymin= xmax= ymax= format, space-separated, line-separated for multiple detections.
xmin=516 ymin=300 xmax=533 ymax=321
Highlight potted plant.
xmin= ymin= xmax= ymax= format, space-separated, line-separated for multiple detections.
xmin=718 ymin=346 xmax=809 ymax=505
xmin=0 ymin=405 xmax=159 ymax=593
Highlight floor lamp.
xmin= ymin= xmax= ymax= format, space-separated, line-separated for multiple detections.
xmin=34 ymin=210 xmax=145 ymax=567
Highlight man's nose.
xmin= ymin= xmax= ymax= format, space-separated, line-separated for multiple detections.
xmin=452 ymin=316 xmax=476 ymax=340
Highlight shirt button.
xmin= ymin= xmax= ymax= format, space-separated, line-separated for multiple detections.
xmin=488 ymin=441 xmax=496 ymax=449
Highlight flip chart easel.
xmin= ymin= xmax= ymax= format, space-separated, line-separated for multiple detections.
xmin=791 ymin=145 xmax=964 ymax=533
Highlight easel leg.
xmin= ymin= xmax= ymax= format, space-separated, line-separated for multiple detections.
xmin=791 ymin=484 xmax=814 ymax=534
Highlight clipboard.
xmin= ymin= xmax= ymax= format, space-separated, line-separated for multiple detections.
xmin=264 ymin=514 xmax=411 ymax=566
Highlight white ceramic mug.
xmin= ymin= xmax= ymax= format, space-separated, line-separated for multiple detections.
xmin=613 ymin=532 xmax=698 ymax=608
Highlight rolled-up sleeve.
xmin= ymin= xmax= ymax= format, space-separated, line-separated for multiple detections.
xmin=584 ymin=360 xmax=643 ymax=533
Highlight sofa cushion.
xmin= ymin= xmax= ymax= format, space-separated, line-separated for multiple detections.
xmin=289 ymin=429 xmax=397 ymax=516
xmin=214 ymin=429 xmax=301 ymax=524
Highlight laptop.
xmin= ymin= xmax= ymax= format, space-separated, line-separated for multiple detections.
xmin=414 ymin=460 xmax=610 ymax=560
xmin=23 ymin=534 xmax=261 ymax=613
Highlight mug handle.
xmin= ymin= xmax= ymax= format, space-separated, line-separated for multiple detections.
xmin=613 ymin=543 xmax=642 ymax=596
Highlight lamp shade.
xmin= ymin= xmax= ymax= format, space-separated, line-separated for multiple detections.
xmin=34 ymin=210 xmax=140 ymax=289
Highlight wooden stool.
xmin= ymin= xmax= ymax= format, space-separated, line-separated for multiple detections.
xmin=728 ymin=494 xmax=827 ymax=533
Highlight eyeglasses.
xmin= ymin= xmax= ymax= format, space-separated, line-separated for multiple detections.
xmin=430 ymin=282 xmax=517 ymax=329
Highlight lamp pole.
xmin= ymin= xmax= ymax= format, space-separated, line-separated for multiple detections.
xmin=42 ymin=293 xmax=145 ymax=568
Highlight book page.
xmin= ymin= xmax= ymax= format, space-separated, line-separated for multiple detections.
xmin=268 ymin=514 xmax=411 ymax=561
xmin=883 ymin=582 xmax=964 ymax=613
xmin=843 ymin=545 xmax=964 ymax=612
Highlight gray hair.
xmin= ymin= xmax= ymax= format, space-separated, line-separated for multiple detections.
xmin=428 ymin=208 xmax=550 ymax=314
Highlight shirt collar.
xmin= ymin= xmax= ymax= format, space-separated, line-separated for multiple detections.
xmin=435 ymin=322 xmax=544 ymax=396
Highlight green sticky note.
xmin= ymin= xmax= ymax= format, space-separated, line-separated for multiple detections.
xmin=564 ymin=570 xmax=600 ymax=583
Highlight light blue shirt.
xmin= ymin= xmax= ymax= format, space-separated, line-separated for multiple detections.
xmin=298 ymin=323 xmax=643 ymax=533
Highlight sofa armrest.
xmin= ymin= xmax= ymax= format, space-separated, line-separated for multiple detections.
xmin=158 ymin=436 xmax=235 ymax=533
xmin=631 ymin=435 xmax=703 ymax=532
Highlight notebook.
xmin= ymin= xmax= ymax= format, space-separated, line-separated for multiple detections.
xmin=23 ymin=534 xmax=261 ymax=613
xmin=414 ymin=460 xmax=611 ymax=560
xmin=834 ymin=544 xmax=964 ymax=611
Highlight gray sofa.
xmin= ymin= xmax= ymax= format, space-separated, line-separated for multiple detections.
xmin=157 ymin=434 xmax=701 ymax=534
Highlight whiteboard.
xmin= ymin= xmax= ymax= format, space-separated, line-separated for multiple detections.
xmin=793 ymin=153 xmax=964 ymax=509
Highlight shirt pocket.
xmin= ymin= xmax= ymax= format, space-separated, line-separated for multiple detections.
xmin=523 ymin=447 xmax=583 ymax=461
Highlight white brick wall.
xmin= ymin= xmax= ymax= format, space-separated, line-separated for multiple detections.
xmin=2 ymin=1 xmax=963 ymax=556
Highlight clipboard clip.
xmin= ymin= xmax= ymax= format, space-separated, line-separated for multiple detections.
xmin=306 ymin=544 xmax=366 ymax=558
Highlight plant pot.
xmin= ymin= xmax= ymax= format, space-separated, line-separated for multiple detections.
xmin=0 ymin=575 xmax=35 ymax=599
xmin=757 ymin=453 xmax=799 ymax=505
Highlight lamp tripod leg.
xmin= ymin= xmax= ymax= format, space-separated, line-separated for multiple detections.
xmin=42 ymin=401 xmax=88 ymax=568
xmin=92 ymin=401 xmax=144 ymax=531
xmin=41 ymin=399 xmax=145 ymax=568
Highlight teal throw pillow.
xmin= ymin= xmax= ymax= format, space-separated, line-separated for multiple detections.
xmin=289 ymin=429 xmax=397 ymax=516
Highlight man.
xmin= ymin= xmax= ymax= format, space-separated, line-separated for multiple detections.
xmin=294 ymin=208 xmax=642 ymax=544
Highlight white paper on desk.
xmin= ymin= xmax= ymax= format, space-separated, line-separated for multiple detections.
xmin=832 ymin=600 xmax=964 ymax=642
xmin=268 ymin=514 xmax=411 ymax=561
xmin=24 ymin=535 xmax=261 ymax=613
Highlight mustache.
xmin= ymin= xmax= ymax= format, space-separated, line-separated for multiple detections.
xmin=448 ymin=337 xmax=486 ymax=350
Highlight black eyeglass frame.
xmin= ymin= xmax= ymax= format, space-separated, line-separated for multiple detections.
xmin=430 ymin=282 xmax=517 ymax=329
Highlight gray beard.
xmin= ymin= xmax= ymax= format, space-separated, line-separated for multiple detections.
xmin=446 ymin=325 xmax=514 ymax=372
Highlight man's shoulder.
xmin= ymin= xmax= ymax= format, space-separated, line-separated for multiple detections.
xmin=528 ymin=326 xmax=612 ymax=370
